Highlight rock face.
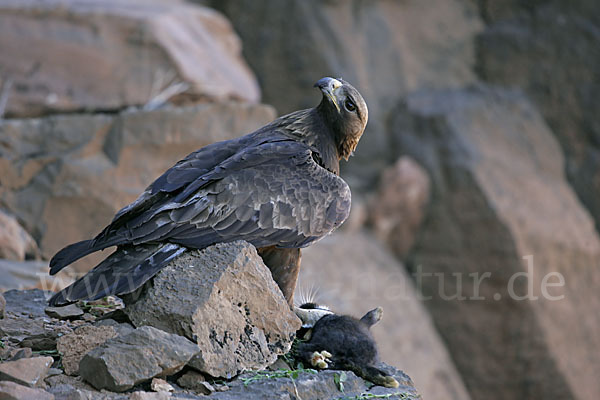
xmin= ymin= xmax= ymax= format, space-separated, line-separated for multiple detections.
xmin=0 ymin=209 xmax=39 ymax=261
xmin=56 ymin=325 xmax=118 ymax=376
xmin=123 ymin=241 xmax=301 ymax=379
xmin=297 ymin=231 xmax=471 ymax=400
xmin=0 ymin=0 xmax=259 ymax=118
xmin=367 ymin=157 xmax=430 ymax=259
xmin=392 ymin=86 xmax=600 ymax=400
xmin=212 ymin=0 xmax=482 ymax=187
xmin=475 ymin=1 xmax=600 ymax=236
xmin=0 ymin=102 xmax=275 ymax=270
xmin=79 ymin=325 xmax=198 ymax=392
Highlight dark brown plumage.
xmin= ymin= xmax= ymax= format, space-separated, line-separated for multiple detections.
xmin=48 ymin=77 xmax=368 ymax=306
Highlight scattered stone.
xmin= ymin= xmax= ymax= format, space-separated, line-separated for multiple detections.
xmin=267 ymin=357 xmax=292 ymax=371
xmin=0 ymin=209 xmax=39 ymax=261
xmin=93 ymin=319 xmax=135 ymax=337
xmin=20 ymin=331 xmax=62 ymax=351
xmin=8 ymin=348 xmax=32 ymax=361
xmin=0 ymin=315 xmax=47 ymax=343
xmin=44 ymin=373 xmax=103 ymax=396
xmin=82 ymin=314 xmax=96 ymax=323
xmin=194 ymin=381 xmax=215 ymax=396
xmin=0 ymin=292 xmax=5 ymax=319
xmin=176 ymin=370 xmax=206 ymax=391
xmin=150 ymin=378 xmax=174 ymax=393
xmin=3 ymin=289 xmax=49 ymax=318
xmin=0 ymin=356 xmax=53 ymax=387
xmin=56 ymin=325 xmax=118 ymax=376
xmin=214 ymin=384 xmax=230 ymax=392
xmin=123 ymin=241 xmax=301 ymax=378
xmin=368 ymin=156 xmax=430 ymax=259
xmin=45 ymin=304 xmax=84 ymax=320
xmin=46 ymin=368 xmax=63 ymax=378
xmin=79 ymin=326 xmax=198 ymax=392
xmin=130 ymin=391 xmax=171 ymax=400
xmin=0 ymin=380 xmax=54 ymax=400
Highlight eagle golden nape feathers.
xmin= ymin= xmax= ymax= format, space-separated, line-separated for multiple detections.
xmin=48 ymin=77 xmax=368 ymax=306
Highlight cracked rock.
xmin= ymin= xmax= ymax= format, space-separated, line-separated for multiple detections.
xmin=79 ymin=326 xmax=198 ymax=392
xmin=123 ymin=241 xmax=301 ymax=378
xmin=56 ymin=325 xmax=118 ymax=376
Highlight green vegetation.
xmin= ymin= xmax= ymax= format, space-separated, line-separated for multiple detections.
xmin=334 ymin=371 xmax=348 ymax=392
xmin=240 ymin=367 xmax=318 ymax=386
xmin=33 ymin=349 xmax=59 ymax=356
xmin=336 ymin=393 xmax=417 ymax=400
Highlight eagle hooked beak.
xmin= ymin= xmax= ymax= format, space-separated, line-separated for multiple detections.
xmin=315 ymin=77 xmax=342 ymax=112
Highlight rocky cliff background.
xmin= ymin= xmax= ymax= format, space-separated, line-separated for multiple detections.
xmin=0 ymin=1 xmax=599 ymax=399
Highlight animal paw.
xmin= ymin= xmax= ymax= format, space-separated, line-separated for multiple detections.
xmin=310 ymin=350 xmax=332 ymax=369
xmin=383 ymin=375 xmax=399 ymax=388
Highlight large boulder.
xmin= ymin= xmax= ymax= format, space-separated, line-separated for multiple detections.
xmin=475 ymin=1 xmax=600 ymax=235
xmin=392 ymin=85 xmax=600 ymax=400
xmin=0 ymin=0 xmax=259 ymax=118
xmin=123 ymin=241 xmax=301 ymax=379
xmin=296 ymin=231 xmax=471 ymax=400
xmin=211 ymin=0 xmax=482 ymax=188
xmin=0 ymin=102 xmax=275 ymax=271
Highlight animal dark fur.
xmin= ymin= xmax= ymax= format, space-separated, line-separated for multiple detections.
xmin=296 ymin=307 xmax=399 ymax=388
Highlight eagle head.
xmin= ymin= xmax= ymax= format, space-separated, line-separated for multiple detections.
xmin=315 ymin=77 xmax=368 ymax=161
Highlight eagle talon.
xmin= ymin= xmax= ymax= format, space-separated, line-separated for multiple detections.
xmin=383 ymin=376 xmax=400 ymax=388
xmin=310 ymin=350 xmax=332 ymax=369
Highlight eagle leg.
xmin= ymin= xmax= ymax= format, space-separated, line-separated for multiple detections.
xmin=257 ymin=246 xmax=301 ymax=306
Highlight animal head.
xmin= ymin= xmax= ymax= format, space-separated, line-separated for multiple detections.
xmin=294 ymin=301 xmax=383 ymax=330
xmin=314 ymin=77 xmax=368 ymax=161
xmin=294 ymin=302 xmax=334 ymax=329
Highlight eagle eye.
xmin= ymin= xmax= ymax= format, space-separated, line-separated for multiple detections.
xmin=344 ymin=99 xmax=356 ymax=112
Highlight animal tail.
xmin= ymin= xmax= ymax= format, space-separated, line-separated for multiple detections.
xmin=48 ymin=243 xmax=186 ymax=306
xmin=337 ymin=359 xmax=400 ymax=389
xmin=49 ymin=237 xmax=124 ymax=275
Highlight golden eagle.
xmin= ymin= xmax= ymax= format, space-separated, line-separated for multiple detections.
xmin=49 ymin=77 xmax=368 ymax=306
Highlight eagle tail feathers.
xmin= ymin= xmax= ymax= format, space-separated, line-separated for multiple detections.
xmin=48 ymin=242 xmax=185 ymax=306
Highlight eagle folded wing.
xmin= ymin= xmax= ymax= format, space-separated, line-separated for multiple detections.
xmin=111 ymin=140 xmax=350 ymax=251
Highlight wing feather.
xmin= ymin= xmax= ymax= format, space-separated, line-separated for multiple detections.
xmin=93 ymin=139 xmax=351 ymax=254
